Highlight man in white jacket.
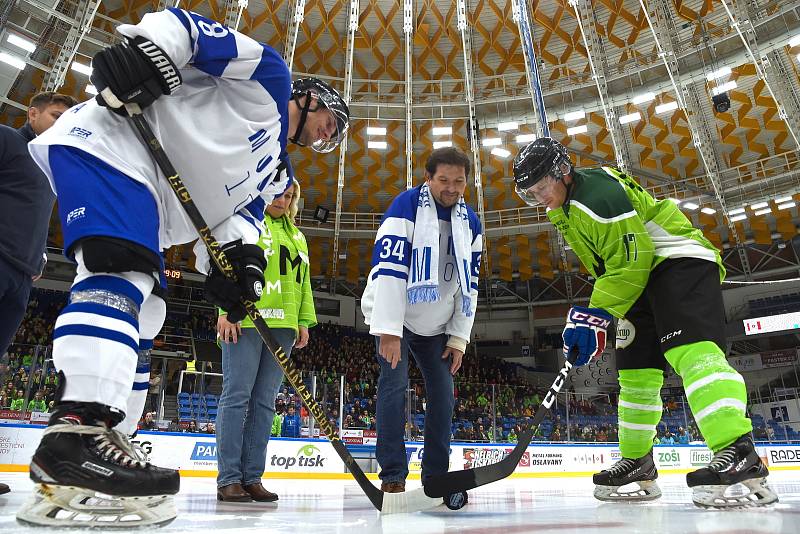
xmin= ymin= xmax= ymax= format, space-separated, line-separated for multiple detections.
xmin=361 ymin=147 xmax=482 ymax=493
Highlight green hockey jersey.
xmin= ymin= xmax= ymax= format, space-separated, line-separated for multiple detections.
xmin=546 ymin=166 xmax=724 ymax=319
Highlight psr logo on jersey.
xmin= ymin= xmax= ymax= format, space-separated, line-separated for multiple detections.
xmin=66 ymin=207 xmax=86 ymax=225
xmin=67 ymin=126 xmax=92 ymax=139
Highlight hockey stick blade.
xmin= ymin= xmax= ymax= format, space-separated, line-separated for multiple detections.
xmin=126 ymin=113 xmax=431 ymax=513
xmin=423 ymin=354 xmax=575 ymax=498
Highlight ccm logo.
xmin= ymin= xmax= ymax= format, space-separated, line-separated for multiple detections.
xmin=570 ymin=311 xmax=611 ymax=329
xmin=660 ymin=330 xmax=682 ymax=343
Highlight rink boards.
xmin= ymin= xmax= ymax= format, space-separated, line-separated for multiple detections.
xmin=1 ymin=423 xmax=798 ymax=479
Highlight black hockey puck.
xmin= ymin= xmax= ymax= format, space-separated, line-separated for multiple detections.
xmin=444 ymin=491 xmax=468 ymax=510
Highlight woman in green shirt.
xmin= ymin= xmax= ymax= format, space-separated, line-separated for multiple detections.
xmin=214 ymin=180 xmax=316 ymax=503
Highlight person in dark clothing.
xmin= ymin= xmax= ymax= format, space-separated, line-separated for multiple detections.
xmin=0 ymin=91 xmax=76 ymax=498
xmin=0 ymin=91 xmax=77 ymax=355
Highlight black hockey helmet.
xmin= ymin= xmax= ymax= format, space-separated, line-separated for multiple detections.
xmin=512 ymin=137 xmax=572 ymax=206
xmin=290 ymin=77 xmax=350 ymax=153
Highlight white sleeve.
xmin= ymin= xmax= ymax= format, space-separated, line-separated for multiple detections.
xmin=117 ymin=9 xmax=287 ymax=84
xmin=360 ymin=213 xmax=414 ymax=338
xmin=192 ymin=196 xmax=265 ymax=275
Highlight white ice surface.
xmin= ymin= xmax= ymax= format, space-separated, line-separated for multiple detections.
xmin=0 ymin=471 xmax=798 ymax=533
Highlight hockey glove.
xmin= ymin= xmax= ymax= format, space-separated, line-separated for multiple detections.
xmin=203 ymin=240 xmax=267 ymax=323
xmin=562 ymin=306 xmax=614 ymax=366
xmin=91 ymin=36 xmax=182 ymax=116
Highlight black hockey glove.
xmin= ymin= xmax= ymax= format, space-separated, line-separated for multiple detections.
xmin=203 ymin=240 xmax=267 ymax=323
xmin=90 ymin=36 xmax=182 ymax=116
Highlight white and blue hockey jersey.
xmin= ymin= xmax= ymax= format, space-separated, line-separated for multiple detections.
xmin=361 ymin=185 xmax=482 ymax=345
xmin=28 ymin=8 xmax=292 ymax=272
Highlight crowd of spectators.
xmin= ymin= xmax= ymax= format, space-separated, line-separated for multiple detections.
xmin=0 ymin=290 xmax=785 ymax=444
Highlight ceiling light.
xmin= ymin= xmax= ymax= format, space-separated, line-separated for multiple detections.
xmin=71 ymin=61 xmax=92 ymax=75
xmin=516 ymin=134 xmax=537 ymax=143
xmin=668 ymin=198 xmax=681 ymax=204
xmin=567 ymin=125 xmax=588 ymax=136
xmin=481 ymin=138 xmax=502 ymax=147
xmin=7 ymin=34 xmax=36 ymax=53
xmin=432 ymin=140 xmax=452 ymax=149
xmin=775 ymin=196 xmax=793 ymax=204
xmin=367 ymin=141 xmax=387 ymax=149
xmin=730 ymin=214 xmax=747 ymax=222
xmin=701 ymin=207 xmax=717 ymax=215
xmin=778 ymin=201 xmax=796 ymax=210
xmin=632 ymin=92 xmax=655 ymax=105
xmin=754 ymin=207 xmax=772 ymax=216
xmin=497 ymin=121 xmax=518 ymax=131
xmin=491 ymin=147 xmax=511 ymax=158
xmin=655 ymin=101 xmax=679 ymax=114
xmin=682 ymin=202 xmax=699 ymax=210
xmin=563 ymin=110 xmax=586 ymax=121
xmin=729 ymin=207 xmax=746 ymax=215
xmin=619 ymin=112 xmax=641 ymax=125
xmin=790 ymin=35 xmax=800 ymax=48
xmin=432 ymin=126 xmax=452 ymax=136
xmin=0 ymin=52 xmax=26 ymax=70
xmin=85 ymin=84 xmax=98 ymax=95
xmin=366 ymin=127 xmax=386 ymax=136
xmin=711 ymin=80 xmax=737 ymax=96
xmin=750 ymin=201 xmax=768 ymax=210
xmin=706 ymin=66 xmax=732 ymax=81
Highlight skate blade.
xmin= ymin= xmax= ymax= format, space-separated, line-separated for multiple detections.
xmin=594 ymin=480 xmax=662 ymax=502
xmin=691 ymin=477 xmax=779 ymax=509
xmin=16 ymin=484 xmax=177 ymax=528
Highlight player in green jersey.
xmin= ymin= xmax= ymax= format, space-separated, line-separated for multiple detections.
xmin=512 ymin=137 xmax=777 ymax=508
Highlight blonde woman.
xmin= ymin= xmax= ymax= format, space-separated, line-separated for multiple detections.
xmin=215 ymin=180 xmax=316 ymax=502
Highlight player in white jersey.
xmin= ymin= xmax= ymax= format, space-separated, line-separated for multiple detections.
xmin=17 ymin=8 xmax=349 ymax=528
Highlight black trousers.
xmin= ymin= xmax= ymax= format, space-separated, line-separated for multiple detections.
xmin=0 ymin=255 xmax=33 ymax=355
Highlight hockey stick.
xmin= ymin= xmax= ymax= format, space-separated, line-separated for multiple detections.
xmin=121 ymin=103 xmax=436 ymax=514
xmin=422 ymin=352 xmax=576 ymax=498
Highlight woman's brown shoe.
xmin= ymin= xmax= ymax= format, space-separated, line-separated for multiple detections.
xmin=243 ymin=483 xmax=279 ymax=502
xmin=217 ymin=483 xmax=253 ymax=502
xmin=380 ymin=481 xmax=405 ymax=493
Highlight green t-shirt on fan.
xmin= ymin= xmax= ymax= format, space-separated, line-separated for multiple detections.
xmin=221 ymin=213 xmax=317 ymax=333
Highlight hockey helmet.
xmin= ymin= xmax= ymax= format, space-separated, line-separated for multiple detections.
xmin=512 ymin=137 xmax=573 ymax=206
xmin=291 ymin=77 xmax=350 ymax=153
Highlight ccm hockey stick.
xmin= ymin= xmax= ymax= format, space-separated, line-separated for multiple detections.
xmin=121 ymin=102 xmax=437 ymax=514
xmin=423 ymin=351 xmax=577 ymax=498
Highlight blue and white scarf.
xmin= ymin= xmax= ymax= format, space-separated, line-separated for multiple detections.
xmin=407 ymin=183 xmax=474 ymax=317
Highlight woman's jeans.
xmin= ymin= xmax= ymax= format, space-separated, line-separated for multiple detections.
xmin=375 ymin=328 xmax=454 ymax=485
xmin=216 ymin=327 xmax=295 ymax=488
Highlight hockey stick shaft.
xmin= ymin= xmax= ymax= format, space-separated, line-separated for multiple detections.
xmin=423 ymin=353 xmax=575 ymax=497
xmin=125 ymin=109 xmax=384 ymax=510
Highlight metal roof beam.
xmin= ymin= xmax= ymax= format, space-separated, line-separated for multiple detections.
xmin=330 ymin=0 xmax=358 ymax=289
xmin=569 ymin=0 xmax=632 ymax=173
xmin=457 ymin=0 xmax=490 ymax=278
xmin=642 ymin=0 xmax=753 ymax=280
xmin=41 ymin=0 xmax=101 ymax=92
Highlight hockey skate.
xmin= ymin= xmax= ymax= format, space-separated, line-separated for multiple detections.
xmin=16 ymin=402 xmax=180 ymax=528
xmin=687 ymin=435 xmax=777 ymax=508
xmin=593 ymin=450 xmax=661 ymax=502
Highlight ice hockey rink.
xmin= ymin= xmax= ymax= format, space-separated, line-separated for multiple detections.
xmin=0 ymin=471 xmax=798 ymax=533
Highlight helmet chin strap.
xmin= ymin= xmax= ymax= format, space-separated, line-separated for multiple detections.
xmin=290 ymin=91 xmax=313 ymax=146
xmin=290 ymin=92 xmax=324 ymax=146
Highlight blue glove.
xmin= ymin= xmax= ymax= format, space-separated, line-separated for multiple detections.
xmin=562 ymin=306 xmax=614 ymax=366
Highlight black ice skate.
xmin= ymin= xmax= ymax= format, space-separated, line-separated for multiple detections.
xmin=686 ymin=434 xmax=778 ymax=508
xmin=16 ymin=402 xmax=180 ymax=528
xmin=593 ymin=449 xmax=661 ymax=502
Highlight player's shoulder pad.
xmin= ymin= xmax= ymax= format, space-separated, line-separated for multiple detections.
xmin=569 ymin=168 xmax=635 ymax=222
